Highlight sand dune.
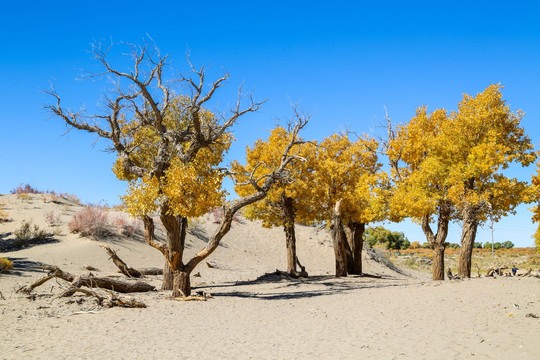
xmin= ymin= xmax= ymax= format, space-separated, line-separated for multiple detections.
xmin=1 ymin=194 xmax=539 ymax=359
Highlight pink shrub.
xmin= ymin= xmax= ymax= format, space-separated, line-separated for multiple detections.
xmin=44 ymin=211 xmax=61 ymax=226
xmin=211 ymin=207 xmax=244 ymax=224
xmin=68 ymin=207 xmax=112 ymax=239
xmin=113 ymin=216 xmax=142 ymax=238
xmin=11 ymin=184 xmax=42 ymax=194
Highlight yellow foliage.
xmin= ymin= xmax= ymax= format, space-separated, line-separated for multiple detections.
xmin=389 ymin=84 xmax=535 ymax=223
xmin=233 ymin=126 xmax=315 ymax=227
xmin=0 ymin=257 xmax=13 ymax=272
xmin=113 ymin=96 xmax=231 ymax=218
xmin=534 ymin=225 xmax=540 ymax=252
xmin=311 ymin=133 xmax=386 ymax=224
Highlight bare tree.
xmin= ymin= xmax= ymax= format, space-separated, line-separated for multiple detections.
xmin=46 ymin=40 xmax=307 ymax=297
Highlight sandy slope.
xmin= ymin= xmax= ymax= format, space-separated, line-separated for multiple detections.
xmin=1 ymin=194 xmax=539 ymax=359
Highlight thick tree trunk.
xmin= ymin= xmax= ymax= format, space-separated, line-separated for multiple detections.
xmin=331 ymin=200 xmax=348 ymax=277
xmin=420 ymin=201 xmax=450 ymax=281
xmin=281 ymin=194 xmax=297 ymax=273
xmin=458 ymin=206 xmax=479 ymax=278
xmin=160 ymin=211 xmax=188 ymax=291
xmin=432 ymin=243 xmax=446 ymax=281
xmin=162 ymin=263 xmax=174 ymax=290
xmin=342 ymin=228 xmax=355 ymax=274
xmin=172 ymin=270 xmax=191 ymax=297
xmin=347 ymin=222 xmax=365 ymax=275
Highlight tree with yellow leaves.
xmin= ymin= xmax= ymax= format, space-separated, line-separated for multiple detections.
xmin=388 ymin=84 xmax=535 ymax=279
xmin=233 ymin=121 xmax=314 ymax=276
xmin=388 ymin=107 xmax=454 ymax=280
xmin=312 ymin=133 xmax=386 ymax=276
xmin=447 ymin=85 xmax=535 ymax=277
xmin=46 ymin=41 xmax=307 ymax=297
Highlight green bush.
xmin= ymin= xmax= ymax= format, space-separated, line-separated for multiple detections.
xmin=365 ymin=226 xmax=410 ymax=250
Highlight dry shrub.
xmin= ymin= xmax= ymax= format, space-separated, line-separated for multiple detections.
xmin=0 ymin=207 xmax=8 ymax=222
xmin=0 ymin=257 xmax=13 ymax=272
xmin=69 ymin=207 xmax=112 ymax=239
xmin=210 ymin=207 xmax=244 ymax=224
xmin=44 ymin=211 xmax=61 ymax=226
xmin=113 ymin=216 xmax=142 ymax=238
xmin=10 ymin=184 xmax=42 ymax=194
xmin=14 ymin=221 xmax=50 ymax=248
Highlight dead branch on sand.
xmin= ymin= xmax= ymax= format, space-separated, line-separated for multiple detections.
xmin=99 ymin=244 xmax=162 ymax=277
xmin=58 ymin=287 xmax=146 ymax=308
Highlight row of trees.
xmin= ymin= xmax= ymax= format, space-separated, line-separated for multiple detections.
xmin=47 ymin=41 xmax=539 ymax=296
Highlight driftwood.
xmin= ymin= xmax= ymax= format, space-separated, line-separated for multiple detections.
xmin=17 ymin=274 xmax=54 ymax=294
xmin=519 ymin=268 xmax=532 ymax=277
xmin=174 ymin=290 xmax=213 ymax=301
xmin=24 ymin=265 xmax=156 ymax=294
xmin=447 ymin=269 xmax=462 ymax=280
xmin=487 ymin=265 xmax=508 ymax=277
xmin=99 ymin=244 xmax=162 ymax=277
xmin=60 ymin=287 xmax=146 ymax=308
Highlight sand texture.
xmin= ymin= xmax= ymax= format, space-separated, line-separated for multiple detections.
xmin=1 ymin=194 xmax=539 ymax=359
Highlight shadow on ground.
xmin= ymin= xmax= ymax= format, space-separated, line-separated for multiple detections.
xmin=0 ymin=236 xmax=59 ymax=253
xmin=0 ymin=257 xmax=45 ymax=277
xmin=199 ymin=272 xmax=415 ymax=301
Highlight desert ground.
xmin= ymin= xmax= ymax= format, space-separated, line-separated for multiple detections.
xmin=1 ymin=193 xmax=539 ymax=359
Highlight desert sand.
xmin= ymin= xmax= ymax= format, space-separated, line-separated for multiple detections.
xmin=1 ymin=193 xmax=539 ymax=359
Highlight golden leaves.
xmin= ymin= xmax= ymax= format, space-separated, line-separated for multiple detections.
xmin=389 ymin=84 xmax=536 ymax=222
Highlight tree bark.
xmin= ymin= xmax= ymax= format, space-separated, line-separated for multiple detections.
xmin=172 ymin=270 xmax=191 ymax=297
xmin=342 ymin=226 xmax=355 ymax=274
xmin=281 ymin=194 xmax=297 ymax=273
xmin=458 ymin=205 xmax=479 ymax=278
xmin=420 ymin=201 xmax=450 ymax=281
xmin=432 ymin=243 xmax=446 ymax=280
xmin=160 ymin=210 xmax=188 ymax=291
xmin=331 ymin=200 xmax=348 ymax=277
xmin=348 ymin=221 xmax=365 ymax=275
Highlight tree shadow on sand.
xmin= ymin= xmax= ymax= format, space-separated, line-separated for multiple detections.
xmin=0 ymin=236 xmax=59 ymax=253
xmin=0 ymin=257 xmax=45 ymax=277
xmin=198 ymin=273 xmax=414 ymax=301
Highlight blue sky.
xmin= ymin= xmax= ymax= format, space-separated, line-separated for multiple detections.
xmin=1 ymin=1 xmax=540 ymax=246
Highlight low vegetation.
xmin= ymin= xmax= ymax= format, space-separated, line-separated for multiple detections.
xmin=389 ymin=247 xmax=540 ymax=275
xmin=0 ymin=257 xmax=13 ymax=272
xmin=13 ymin=221 xmax=50 ymax=248
xmin=11 ymin=183 xmax=82 ymax=205
xmin=68 ymin=206 xmax=112 ymax=239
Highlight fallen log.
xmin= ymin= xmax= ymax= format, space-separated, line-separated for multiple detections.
xmin=71 ymin=275 xmax=155 ymax=293
xmin=60 ymin=287 xmax=146 ymax=308
xmin=17 ymin=274 xmax=54 ymax=294
xmin=42 ymin=265 xmax=75 ymax=282
xmin=99 ymin=244 xmax=142 ymax=277
xmin=99 ymin=244 xmax=163 ymax=277
xmin=34 ymin=265 xmax=155 ymax=293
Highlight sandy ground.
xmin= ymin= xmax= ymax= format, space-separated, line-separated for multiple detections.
xmin=1 ymin=194 xmax=539 ymax=359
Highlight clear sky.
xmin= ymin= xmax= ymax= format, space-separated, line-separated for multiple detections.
xmin=1 ymin=1 xmax=540 ymax=247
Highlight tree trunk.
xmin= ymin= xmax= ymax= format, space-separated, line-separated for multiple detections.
xmin=432 ymin=243 xmax=446 ymax=281
xmin=348 ymin=222 xmax=365 ymax=275
xmin=420 ymin=201 xmax=450 ymax=281
xmin=162 ymin=263 xmax=174 ymax=290
xmin=331 ymin=200 xmax=348 ymax=277
xmin=160 ymin=210 xmax=188 ymax=291
xmin=342 ymin=226 xmax=355 ymax=274
xmin=172 ymin=270 xmax=191 ymax=297
xmin=281 ymin=194 xmax=297 ymax=273
xmin=458 ymin=206 xmax=479 ymax=278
